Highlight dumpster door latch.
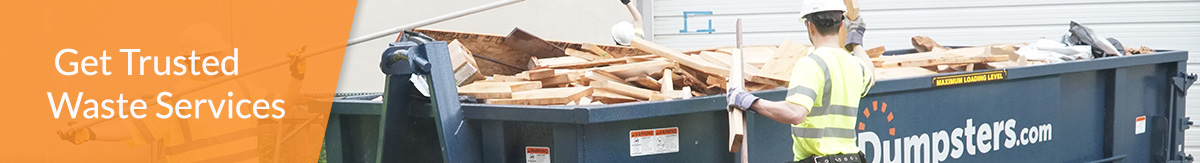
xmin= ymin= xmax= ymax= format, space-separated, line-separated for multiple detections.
xmin=1173 ymin=73 xmax=1197 ymax=94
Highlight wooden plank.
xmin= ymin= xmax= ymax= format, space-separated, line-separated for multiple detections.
xmin=582 ymin=43 xmax=621 ymax=58
xmin=752 ymin=40 xmax=811 ymax=86
xmin=504 ymin=28 xmax=567 ymax=58
xmin=625 ymin=75 xmax=662 ymax=90
xmin=600 ymin=59 xmax=671 ymax=79
xmin=536 ymin=74 xmax=574 ymax=87
xmin=565 ymin=48 xmax=604 ymax=61
xmin=516 ymin=69 xmax=556 ymax=80
xmin=534 ymin=56 xmax=589 ymax=68
xmin=631 ymin=39 xmax=730 ymax=77
xmin=590 ymin=80 xmax=657 ymax=100
xmin=544 ymin=55 xmax=658 ymax=69
xmin=487 ymin=87 xmax=593 ymax=105
xmin=592 ymin=89 xmax=638 ymax=104
xmin=457 ymin=81 xmax=543 ymax=99
xmin=660 ymin=69 xmax=674 ymax=92
xmin=698 ymin=51 xmax=733 ymax=68
xmin=582 ymin=70 xmax=632 ymax=86
xmin=875 ymin=67 xmax=938 ymax=80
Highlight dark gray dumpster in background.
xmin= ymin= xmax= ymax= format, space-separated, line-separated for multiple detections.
xmin=323 ymin=41 xmax=1194 ymax=163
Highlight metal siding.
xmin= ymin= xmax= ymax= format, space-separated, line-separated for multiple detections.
xmin=652 ymin=0 xmax=1200 ymax=156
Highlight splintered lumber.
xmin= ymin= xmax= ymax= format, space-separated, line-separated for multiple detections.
xmin=458 ymin=81 xmax=543 ymax=99
xmin=582 ymin=43 xmax=621 ymax=58
xmin=590 ymin=80 xmax=657 ymax=100
xmin=487 ymin=87 xmax=593 ymax=105
xmin=625 ymin=75 xmax=662 ymax=90
xmin=631 ymin=39 xmax=730 ymax=77
xmin=752 ymin=40 xmax=811 ymax=86
xmin=600 ymin=59 xmax=672 ymax=79
xmin=592 ymin=89 xmax=638 ymax=104
xmin=516 ymin=69 xmax=556 ymax=80
xmin=912 ymin=36 xmax=949 ymax=52
xmin=866 ymin=46 xmax=886 ymax=58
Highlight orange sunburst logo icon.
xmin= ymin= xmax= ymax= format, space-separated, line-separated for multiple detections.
xmin=860 ymin=101 xmax=895 ymax=135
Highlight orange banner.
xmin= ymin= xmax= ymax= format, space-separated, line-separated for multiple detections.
xmin=0 ymin=0 xmax=357 ymax=162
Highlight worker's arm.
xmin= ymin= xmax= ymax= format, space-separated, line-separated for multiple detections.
xmin=748 ymin=97 xmax=811 ymax=125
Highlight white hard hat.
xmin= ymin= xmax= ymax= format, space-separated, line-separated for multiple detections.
xmin=611 ymin=21 xmax=637 ymax=46
xmin=799 ymin=0 xmax=847 ymax=18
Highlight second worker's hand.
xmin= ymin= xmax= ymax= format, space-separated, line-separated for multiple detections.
xmin=844 ymin=16 xmax=866 ymax=51
xmin=619 ymin=0 xmax=631 ymax=5
xmin=727 ymin=87 xmax=760 ymax=111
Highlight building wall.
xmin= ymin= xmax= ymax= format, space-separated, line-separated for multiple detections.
xmin=649 ymin=0 xmax=1200 ymax=156
xmin=337 ymin=0 xmax=633 ymax=93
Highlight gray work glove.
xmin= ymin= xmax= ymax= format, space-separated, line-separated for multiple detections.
xmin=844 ymin=17 xmax=865 ymax=51
xmin=727 ymin=87 xmax=760 ymax=111
xmin=619 ymin=0 xmax=631 ymax=5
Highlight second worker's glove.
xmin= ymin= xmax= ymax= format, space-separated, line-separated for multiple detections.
xmin=620 ymin=0 xmax=631 ymax=5
xmin=727 ymin=87 xmax=760 ymax=111
xmin=844 ymin=17 xmax=866 ymax=51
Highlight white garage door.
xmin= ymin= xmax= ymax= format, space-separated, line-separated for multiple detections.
xmin=647 ymin=0 xmax=1200 ymax=155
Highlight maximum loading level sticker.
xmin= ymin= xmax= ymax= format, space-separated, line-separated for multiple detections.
xmin=525 ymin=146 xmax=550 ymax=163
xmin=932 ymin=70 xmax=1006 ymax=87
xmin=630 ymin=127 xmax=679 ymax=157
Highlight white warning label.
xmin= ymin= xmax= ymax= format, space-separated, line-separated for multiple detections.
xmin=1135 ymin=116 xmax=1146 ymax=135
xmin=630 ymin=127 xmax=679 ymax=157
xmin=525 ymin=146 xmax=550 ymax=163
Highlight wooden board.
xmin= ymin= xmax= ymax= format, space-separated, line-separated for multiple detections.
xmin=582 ymin=70 xmax=632 ymax=86
xmin=544 ymin=55 xmax=658 ymax=69
xmin=504 ymin=28 xmax=567 ymax=58
xmin=912 ymin=36 xmax=949 ymax=53
xmin=487 ymin=87 xmax=593 ymax=105
xmin=536 ymin=74 xmax=574 ymax=87
xmin=728 ymin=109 xmax=745 ymax=153
xmin=592 ymin=89 xmax=638 ymax=104
xmin=581 ymin=43 xmax=620 ymax=58
xmin=565 ymin=48 xmax=605 ymax=61
xmin=457 ymin=81 xmax=542 ymax=99
xmin=516 ymin=69 xmax=556 ymax=80
xmin=448 ymin=40 xmax=486 ymax=86
xmin=875 ymin=67 xmax=938 ymax=80
xmin=631 ymin=39 xmax=730 ymax=77
xmin=752 ymin=40 xmax=811 ymax=86
xmin=600 ymin=59 xmax=672 ymax=79
xmin=534 ymin=56 xmax=589 ymax=68
xmin=415 ymin=28 xmax=650 ymax=75
xmin=625 ymin=75 xmax=661 ymax=90
xmin=698 ymin=51 xmax=733 ymax=68
xmin=590 ymin=80 xmax=657 ymax=100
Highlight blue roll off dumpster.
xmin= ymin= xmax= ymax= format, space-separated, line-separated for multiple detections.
xmin=324 ymin=40 xmax=1195 ymax=163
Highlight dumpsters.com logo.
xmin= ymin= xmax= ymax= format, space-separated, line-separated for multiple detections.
xmin=857 ymin=101 xmax=1055 ymax=163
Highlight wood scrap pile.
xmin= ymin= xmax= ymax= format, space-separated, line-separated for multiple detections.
xmin=418 ymin=28 xmax=810 ymax=105
xmin=871 ymin=36 xmax=1025 ymax=80
xmin=423 ymin=28 xmax=1062 ymax=106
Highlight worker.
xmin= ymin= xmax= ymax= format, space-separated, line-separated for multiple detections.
xmin=54 ymin=24 xmax=310 ymax=162
xmin=611 ymin=0 xmax=645 ymax=46
xmin=725 ymin=0 xmax=874 ymax=162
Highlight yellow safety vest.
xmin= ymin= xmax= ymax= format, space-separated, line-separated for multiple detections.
xmin=785 ymin=47 xmax=874 ymax=161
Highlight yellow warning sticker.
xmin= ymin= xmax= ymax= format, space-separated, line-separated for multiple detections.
xmin=932 ymin=70 xmax=1006 ymax=87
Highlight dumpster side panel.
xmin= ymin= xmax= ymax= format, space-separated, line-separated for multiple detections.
xmin=857 ymin=76 xmax=1108 ymax=163
xmin=579 ymin=112 xmax=732 ymax=163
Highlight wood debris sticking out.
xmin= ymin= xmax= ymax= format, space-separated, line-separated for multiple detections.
xmin=600 ymin=59 xmax=671 ymax=79
xmin=487 ymin=87 xmax=593 ymax=105
xmin=582 ymin=70 xmax=632 ymax=86
xmin=625 ymin=75 xmax=662 ymax=90
xmin=458 ymin=81 xmax=542 ymax=99
xmin=582 ymin=43 xmax=620 ymax=58
xmin=448 ymin=40 xmax=487 ymax=86
xmin=912 ymin=36 xmax=949 ymax=52
xmin=752 ymin=40 xmax=811 ymax=86
xmin=631 ymin=39 xmax=730 ymax=77
xmin=565 ymin=48 xmax=606 ymax=61
xmin=866 ymin=46 xmax=886 ymax=58
xmin=592 ymin=89 xmax=638 ymax=104
xmin=504 ymin=28 xmax=567 ymax=58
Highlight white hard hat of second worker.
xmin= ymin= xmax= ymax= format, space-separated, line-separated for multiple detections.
xmin=611 ymin=21 xmax=643 ymax=46
xmin=799 ymin=0 xmax=847 ymax=19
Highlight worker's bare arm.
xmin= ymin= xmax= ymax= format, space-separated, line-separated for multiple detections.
xmin=750 ymin=100 xmax=810 ymax=125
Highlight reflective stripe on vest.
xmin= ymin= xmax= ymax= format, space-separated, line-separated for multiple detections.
xmin=790 ymin=53 xmax=858 ymax=139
